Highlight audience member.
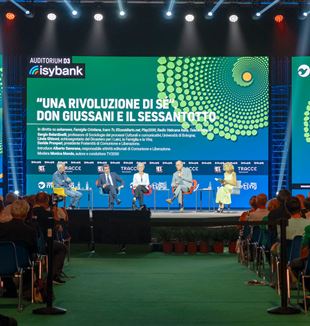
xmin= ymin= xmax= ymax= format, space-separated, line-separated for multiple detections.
xmin=248 ymin=193 xmax=268 ymax=221
xmin=268 ymin=189 xmax=291 ymax=245
xmin=285 ymin=197 xmax=310 ymax=240
xmin=32 ymin=192 xmax=67 ymax=284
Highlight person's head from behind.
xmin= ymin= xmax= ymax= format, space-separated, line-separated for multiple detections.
xmin=4 ymin=192 xmax=18 ymax=206
xmin=137 ymin=162 xmax=145 ymax=173
xmin=267 ymin=198 xmax=280 ymax=212
xmin=103 ymin=164 xmax=110 ymax=174
xmin=296 ymin=194 xmax=306 ymax=209
xmin=11 ymin=200 xmax=30 ymax=221
xmin=249 ymin=196 xmax=257 ymax=210
xmin=35 ymin=192 xmax=50 ymax=209
xmin=286 ymin=197 xmax=301 ymax=216
xmin=304 ymin=198 xmax=310 ymax=211
xmin=276 ymin=189 xmax=291 ymax=205
xmin=256 ymin=193 xmax=268 ymax=208
xmin=57 ymin=162 xmax=66 ymax=173
xmin=176 ymin=160 xmax=183 ymax=171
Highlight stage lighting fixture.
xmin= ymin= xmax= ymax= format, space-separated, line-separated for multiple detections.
xmin=255 ymin=12 xmax=261 ymax=17
xmin=229 ymin=14 xmax=238 ymax=23
xmin=72 ymin=10 xmax=78 ymax=16
xmin=274 ymin=14 xmax=284 ymax=23
xmin=5 ymin=12 xmax=16 ymax=20
xmin=14 ymin=190 xmax=19 ymax=195
xmin=47 ymin=13 xmax=57 ymax=21
xmin=166 ymin=11 xmax=172 ymax=17
xmin=303 ymin=11 xmax=309 ymax=17
xmin=94 ymin=13 xmax=103 ymax=21
xmin=185 ymin=14 xmax=195 ymax=22
xmin=119 ymin=10 xmax=126 ymax=16
xmin=207 ymin=12 xmax=213 ymax=17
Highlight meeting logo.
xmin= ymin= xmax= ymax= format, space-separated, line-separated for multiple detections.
xmin=29 ymin=65 xmax=40 ymax=76
xmin=28 ymin=64 xmax=85 ymax=79
xmin=298 ymin=64 xmax=310 ymax=78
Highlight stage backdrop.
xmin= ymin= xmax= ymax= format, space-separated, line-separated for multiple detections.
xmin=26 ymin=56 xmax=269 ymax=208
xmin=292 ymin=56 xmax=310 ymax=196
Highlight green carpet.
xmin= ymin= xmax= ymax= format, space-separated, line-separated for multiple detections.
xmin=1 ymin=248 xmax=310 ymax=325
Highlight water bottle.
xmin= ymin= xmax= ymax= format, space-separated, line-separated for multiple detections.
xmin=77 ymin=181 xmax=80 ymax=190
xmin=86 ymin=181 xmax=89 ymax=190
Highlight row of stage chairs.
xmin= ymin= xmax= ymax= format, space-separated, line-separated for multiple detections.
xmin=238 ymin=225 xmax=310 ymax=312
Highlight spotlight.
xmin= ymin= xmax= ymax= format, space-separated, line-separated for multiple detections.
xmin=5 ymin=12 xmax=16 ymax=21
xmin=72 ymin=9 xmax=78 ymax=16
xmin=255 ymin=12 xmax=261 ymax=17
xmin=14 ymin=190 xmax=19 ymax=195
xmin=207 ymin=12 xmax=213 ymax=17
xmin=185 ymin=14 xmax=195 ymax=22
xmin=274 ymin=14 xmax=284 ymax=23
xmin=229 ymin=14 xmax=238 ymax=23
xmin=25 ymin=10 xmax=30 ymax=15
xmin=303 ymin=12 xmax=308 ymax=17
xmin=47 ymin=13 xmax=57 ymax=21
xmin=166 ymin=10 xmax=172 ymax=17
xmin=119 ymin=10 xmax=126 ymax=16
xmin=94 ymin=13 xmax=103 ymax=21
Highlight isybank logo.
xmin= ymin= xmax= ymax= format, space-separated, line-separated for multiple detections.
xmin=298 ymin=64 xmax=310 ymax=78
xmin=28 ymin=64 xmax=85 ymax=78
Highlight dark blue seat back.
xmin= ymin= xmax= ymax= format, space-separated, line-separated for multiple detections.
xmin=288 ymin=235 xmax=303 ymax=263
xmin=15 ymin=244 xmax=31 ymax=268
xmin=0 ymin=242 xmax=19 ymax=276
xmin=251 ymin=226 xmax=261 ymax=243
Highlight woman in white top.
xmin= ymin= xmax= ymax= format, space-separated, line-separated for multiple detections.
xmin=132 ymin=163 xmax=150 ymax=209
xmin=215 ymin=162 xmax=237 ymax=213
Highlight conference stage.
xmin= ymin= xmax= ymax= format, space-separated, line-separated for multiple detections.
xmin=67 ymin=209 xmax=241 ymax=244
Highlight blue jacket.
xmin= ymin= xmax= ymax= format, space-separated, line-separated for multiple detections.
xmin=97 ymin=172 xmax=125 ymax=188
xmin=53 ymin=170 xmax=71 ymax=189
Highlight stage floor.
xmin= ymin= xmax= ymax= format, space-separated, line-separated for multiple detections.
xmin=151 ymin=209 xmax=242 ymax=219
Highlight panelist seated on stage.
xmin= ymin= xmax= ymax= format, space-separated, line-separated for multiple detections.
xmin=215 ymin=162 xmax=237 ymax=213
xmin=132 ymin=162 xmax=150 ymax=210
xmin=53 ymin=162 xmax=82 ymax=209
xmin=97 ymin=164 xmax=125 ymax=209
xmin=166 ymin=160 xmax=193 ymax=212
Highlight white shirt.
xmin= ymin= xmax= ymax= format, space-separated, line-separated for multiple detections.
xmin=286 ymin=218 xmax=310 ymax=240
xmin=133 ymin=173 xmax=150 ymax=187
xmin=105 ymin=173 xmax=113 ymax=186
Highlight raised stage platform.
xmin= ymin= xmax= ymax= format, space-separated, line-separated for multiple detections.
xmin=67 ymin=209 xmax=241 ymax=244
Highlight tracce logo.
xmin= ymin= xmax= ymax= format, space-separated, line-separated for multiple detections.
xmin=298 ymin=64 xmax=310 ymax=78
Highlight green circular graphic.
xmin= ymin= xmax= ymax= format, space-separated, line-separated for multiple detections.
xmin=157 ymin=57 xmax=269 ymax=142
xmin=304 ymin=101 xmax=310 ymax=143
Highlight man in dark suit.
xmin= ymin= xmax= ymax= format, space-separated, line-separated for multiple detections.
xmin=97 ymin=164 xmax=125 ymax=209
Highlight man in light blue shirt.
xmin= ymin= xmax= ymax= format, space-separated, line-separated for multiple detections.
xmin=53 ymin=162 xmax=82 ymax=209
xmin=166 ymin=160 xmax=193 ymax=212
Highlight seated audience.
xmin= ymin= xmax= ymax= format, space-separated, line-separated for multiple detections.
xmin=32 ymin=192 xmax=67 ymax=284
xmin=304 ymin=197 xmax=310 ymax=219
xmin=268 ymin=189 xmax=291 ymax=245
xmin=0 ymin=200 xmax=37 ymax=298
xmin=285 ymin=197 xmax=310 ymax=240
xmin=248 ymin=193 xmax=269 ymax=221
xmin=296 ymin=194 xmax=307 ymax=218
xmin=288 ymin=225 xmax=310 ymax=288
xmin=4 ymin=192 xmax=18 ymax=207
xmin=239 ymin=195 xmax=257 ymax=222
